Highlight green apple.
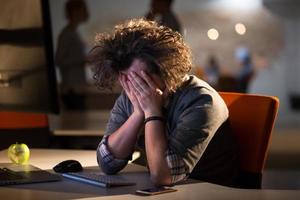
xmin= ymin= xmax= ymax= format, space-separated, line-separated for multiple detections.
xmin=8 ymin=143 xmax=30 ymax=165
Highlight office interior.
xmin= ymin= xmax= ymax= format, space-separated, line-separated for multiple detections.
xmin=1 ymin=0 xmax=300 ymax=192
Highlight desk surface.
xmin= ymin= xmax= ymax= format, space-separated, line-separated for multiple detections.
xmin=1 ymin=149 xmax=300 ymax=200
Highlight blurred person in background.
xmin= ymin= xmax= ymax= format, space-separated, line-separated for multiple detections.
xmin=204 ymin=55 xmax=220 ymax=89
xmin=145 ymin=0 xmax=181 ymax=33
xmin=235 ymin=47 xmax=254 ymax=93
xmin=55 ymin=0 xmax=89 ymax=110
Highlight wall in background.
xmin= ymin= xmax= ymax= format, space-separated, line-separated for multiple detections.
xmin=49 ymin=0 xmax=300 ymax=121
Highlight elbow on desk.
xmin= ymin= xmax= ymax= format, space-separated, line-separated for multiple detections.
xmin=97 ymin=159 xmax=124 ymax=175
xmin=100 ymin=165 xmax=118 ymax=175
xmin=97 ymin=156 xmax=119 ymax=175
xmin=150 ymin=173 xmax=172 ymax=186
xmin=96 ymin=150 xmax=128 ymax=175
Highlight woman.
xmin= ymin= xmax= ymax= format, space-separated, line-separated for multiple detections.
xmin=88 ymin=18 xmax=239 ymax=186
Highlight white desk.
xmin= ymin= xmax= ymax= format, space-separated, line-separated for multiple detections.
xmin=1 ymin=149 xmax=300 ymax=200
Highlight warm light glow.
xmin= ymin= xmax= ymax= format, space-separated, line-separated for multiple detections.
xmin=207 ymin=28 xmax=219 ymax=40
xmin=211 ymin=0 xmax=261 ymax=11
xmin=235 ymin=23 xmax=246 ymax=35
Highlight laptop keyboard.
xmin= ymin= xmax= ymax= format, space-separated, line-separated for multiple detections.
xmin=0 ymin=168 xmax=23 ymax=180
xmin=0 ymin=165 xmax=62 ymax=186
xmin=65 ymin=172 xmax=136 ymax=187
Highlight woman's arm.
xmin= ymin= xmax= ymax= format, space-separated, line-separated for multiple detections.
xmin=97 ymin=110 xmax=143 ymax=175
xmin=107 ymin=74 xmax=144 ymax=159
xmin=107 ymin=111 xmax=143 ymax=159
xmin=97 ymin=74 xmax=144 ymax=174
xmin=144 ymin=113 xmax=172 ymax=186
xmin=128 ymin=71 xmax=173 ymax=185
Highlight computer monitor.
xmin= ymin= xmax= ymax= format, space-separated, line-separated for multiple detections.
xmin=0 ymin=0 xmax=59 ymax=114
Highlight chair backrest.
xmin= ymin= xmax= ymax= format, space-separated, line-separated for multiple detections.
xmin=0 ymin=112 xmax=49 ymax=149
xmin=219 ymin=92 xmax=279 ymax=188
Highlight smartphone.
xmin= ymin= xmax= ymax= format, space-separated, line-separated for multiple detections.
xmin=136 ymin=187 xmax=177 ymax=195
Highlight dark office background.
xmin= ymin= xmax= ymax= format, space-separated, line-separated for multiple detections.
xmin=0 ymin=0 xmax=300 ymax=189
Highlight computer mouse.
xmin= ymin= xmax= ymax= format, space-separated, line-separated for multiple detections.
xmin=53 ymin=160 xmax=83 ymax=173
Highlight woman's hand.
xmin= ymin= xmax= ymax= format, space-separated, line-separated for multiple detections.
xmin=128 ymin=71 xmax=164 ymax=117
xmin=119 ymin=74 xmax=144 ymax=117
xmin=128 ymin=71 xmax=172 ymax=186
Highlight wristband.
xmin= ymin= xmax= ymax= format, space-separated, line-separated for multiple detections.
xmin=144 ymin=116 xmax=165 ymax=124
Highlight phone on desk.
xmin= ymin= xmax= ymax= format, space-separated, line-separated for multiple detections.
xmin=136 ymin=187 xmax=177 ymax=195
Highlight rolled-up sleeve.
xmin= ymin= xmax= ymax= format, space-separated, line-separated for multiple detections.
xmin=168 ymin=92 xmax=229 ymax=178
xmin=97 ymin=135 xmax=129 ymax=174
xmin=165 ymin=149 xmax=188 ymax=183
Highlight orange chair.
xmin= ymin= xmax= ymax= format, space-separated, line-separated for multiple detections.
xmin=219 ymin=92 xmax=279 ymax=189
xmin=0 ymin=112 xmax=50 ymax=150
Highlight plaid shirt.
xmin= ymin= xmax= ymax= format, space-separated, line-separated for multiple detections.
xmin=97 ymin=76 xmax=230 ymax=185
xmin=97 ymin=135 xmax=188 ymax=183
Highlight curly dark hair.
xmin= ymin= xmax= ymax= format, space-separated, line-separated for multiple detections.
xmin=88 ymin=18 xmax=192 ymax=92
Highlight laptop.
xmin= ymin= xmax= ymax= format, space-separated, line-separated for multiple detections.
xmin=0 ymin=163 xmax=61 ymax=186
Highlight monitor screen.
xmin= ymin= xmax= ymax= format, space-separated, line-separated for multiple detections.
xmin=0 ymin=0 xmax=59 ymax=114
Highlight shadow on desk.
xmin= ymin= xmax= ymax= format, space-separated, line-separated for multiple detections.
xmin=6 ymin=165 xmax=201 ymax=198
